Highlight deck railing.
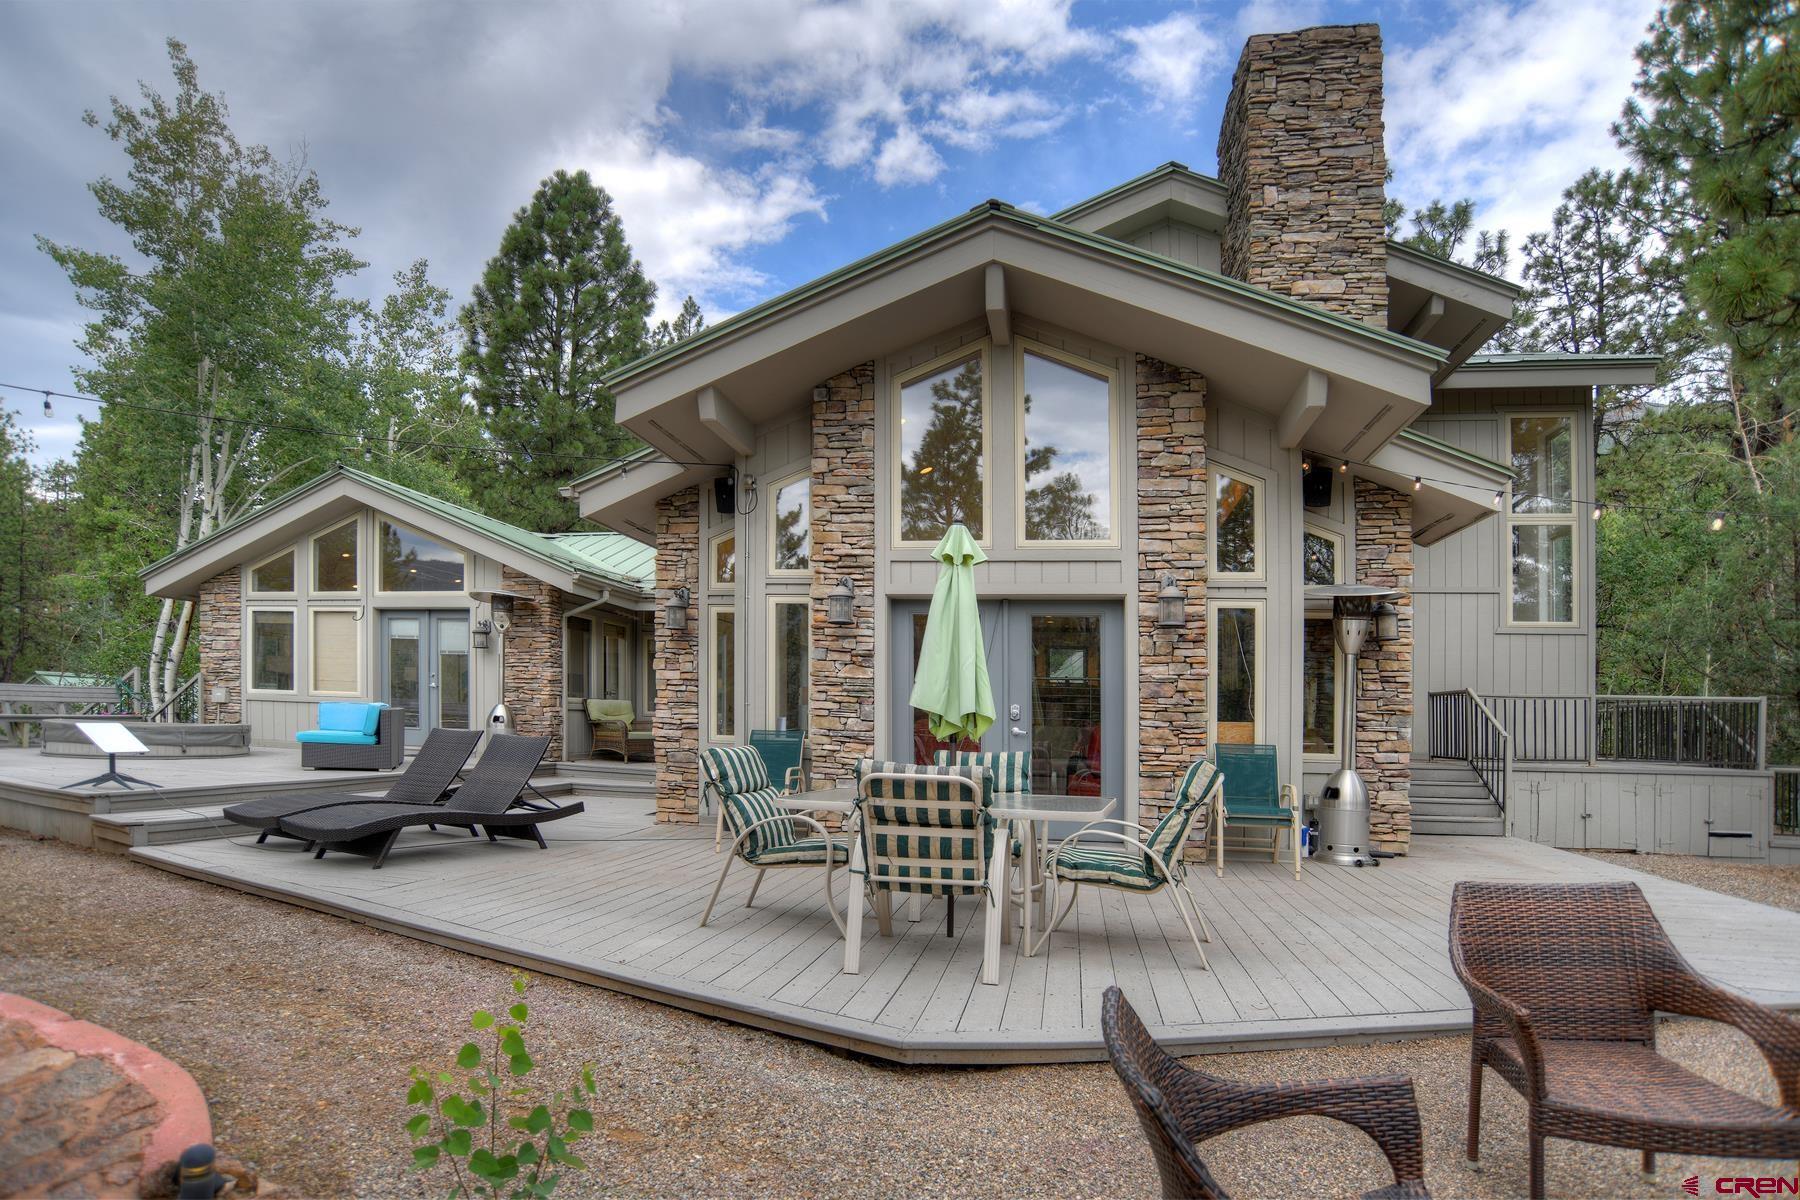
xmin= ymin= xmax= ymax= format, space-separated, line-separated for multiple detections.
xmin=1474 ymin=693 xmax=1766 ymax=771
xmin=145 ymin=672 xmax=203 ymax=724
xmin=1426 ymin=689 xmax=1511 ymax=813
xmin=1775 ymin=769 xmax=1800 ymax=839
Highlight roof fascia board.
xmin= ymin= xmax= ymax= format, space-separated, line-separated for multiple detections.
xmin=1438 ymin=359 xmax=1659 ymax=390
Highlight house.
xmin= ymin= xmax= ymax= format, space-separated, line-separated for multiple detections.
xmin=565 ymin=23 xmax=1776 ymax=857
xmin=139 ymin=465 xmax=656 ymax=761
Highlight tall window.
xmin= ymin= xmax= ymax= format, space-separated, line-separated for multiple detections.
xmin=1303 ymin=617 xmax=1339 ymax=756
xmin=897 ymin=350 xmax=985 ymax=542
xmin=379 ymin=521 xmax=464 ymax=591
xmin=710 ymin=606 xmax=736 ymax=740
xmin=250 ymin=549 xmax=295 ymax=593
xmin=1212 ymin=470 xmax=1262 ymax=578
xmin=602 ymin=623 xmax=628 ymax=699
xmin=313 ymin=521 xmax=358 ymax=592
xmin=770 ymin=474 xmax=810 ymax=573
xmin=1212 ymin=603 xmax=1262 ymax=745
xmin=1020 ymin=347 xmax=1112 ymax=542
xmin=770 ymin=599 xmax=809 ymax=732
xmin=710 ymin=530 xmax=737 ymax=588
xmin=1507 ymin=414 xmax=1577 ymax=624
xmin=249 ymin=610 xmax=295 ymax=691
xmin=1302 ymin=527 xmax=1341 ymax=586
xmin=566 ymin=617 xmax=592 ymax=699
xmin=311 ymin=609 xmax=361 ymax=695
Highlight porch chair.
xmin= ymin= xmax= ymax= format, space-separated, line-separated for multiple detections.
xmin=296 ymin=702 xmax=404 ymax=771
xmin=1208 ymin=743 xmax=1302 ymax=880
xmin=586 ymin=698 xmax=653 ymax=762
xmin=1032 ymin=758 xmax=1221 ymax=968
xmin=1450 ymin=881 xmax=1800 ymax=1200
xmin=844 ymin=759 xmax=1006 ymax=986
xmin=1102 ymin=986 xmax=1432 ymax=1199
xmin=702 ymin=743 xmax=786 ymax=852
xmin=935 ymin=749 xmax=1031 ymax=926
xmin=749 ymin=728 xmax=807 ymax=794
xmin=700 ymin=778 xmax=847 ymax=934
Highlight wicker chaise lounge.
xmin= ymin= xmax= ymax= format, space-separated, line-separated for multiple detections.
xmin=224 ymin=728 xmax=483 ymax=842
xmin=1102 ymin=986 xmax=1432 ymax=1199
xmin=1450 ymin=881 xmax=1800 ymax=1200
xmin=277 ymin=734 xmax=576 ymax=868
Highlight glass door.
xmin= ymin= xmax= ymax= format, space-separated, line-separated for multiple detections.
xmin=432 ymin=614 xmax=470 ymax=733
xmin=381 ymin=614 xmax=425 ymax=746
xmin=381 ymin=611 xmax=470 ymax=747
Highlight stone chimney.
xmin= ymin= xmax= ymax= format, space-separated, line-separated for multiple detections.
xmin=1217 ymin=24 xmax=1389 ymax=327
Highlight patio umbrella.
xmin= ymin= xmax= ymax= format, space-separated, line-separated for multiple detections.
xmin=907 ymin=523 xmax=996 ymax=743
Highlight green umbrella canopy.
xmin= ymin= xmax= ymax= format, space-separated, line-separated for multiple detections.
xmin=907 ymin=524 xmax=996 ymax=743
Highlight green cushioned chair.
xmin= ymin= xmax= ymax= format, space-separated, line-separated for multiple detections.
xmin=749 ymin=729 xmax=807 ymax=794
xmin=701 ymin=742 xmax=783 ymax=853
xmin=1035 ymin=759 xmax=1223 ymax=968
xmin=1210 ymin=743 xmax=1303 ymax=880
xmin=699 ymin=780 xmax=847 ymax=935
xmin=585 ymin=698 xmax=653 ymax=762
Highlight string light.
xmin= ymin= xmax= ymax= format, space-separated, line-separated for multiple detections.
xmin=1592 ymin=503 xmax=1603 ymax=521
xmin=1493 ymin=490 xmax=1504 ymax=508
xmin=1338 ymin=460 xmax=1348 ymax=474
xmin=41 ymin=392 xmax=52 ymax=418
xmin=1710 ymin=513 xmax=1725 ymax=532
xmin=1412 ymin=476 xmax=1423 ymax=492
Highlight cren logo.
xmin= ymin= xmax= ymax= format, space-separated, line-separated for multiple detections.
xmin=1714 ymin=1179 xmax=1800 ymax=1196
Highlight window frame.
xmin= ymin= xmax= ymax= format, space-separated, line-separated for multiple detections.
xmin=766 ymin=596 xmax=811 ymax=734
xmin=1502 ymin=409 xmax=1581 ymax=629
xmin=600 ymin=620 xmax=630 ymax=700
xmin=247 ymin=547 xmax=298 ymax=595
xmin=1207 ymin=598 xmax=1266 ymax=749
xmin=1302 ymin=522 xmax=1344 ymax=588
xmin=1301 ymin=613 xmax=1345 ymax=763
xmin=890 ymin=340 xmax=992 ymax=547
xmin=245 ymin=606 xmax=298 ymax=696
xmin=309 ymin=606 xmax=365 ymax=697
xmin=311 ymin=518 xmax=362 ymax=595
xmin=1013 ymin=338 xmax=1121 ymax=548
xmin=374 ymin=517 xmax=468 ymax=595
xmin=708 ymin=528 xmax=738 ymax=590
xmin=707 ymin=604 xmax=739 ymax=743
xmin=1208 ymin=463 xmax=1267 ymax=583
xmin=565 ymin=615 xmax=593 ymax=701
xmin=767 ymin=470 xmax=813 ymax=577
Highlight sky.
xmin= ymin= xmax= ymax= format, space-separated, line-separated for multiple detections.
xmin=0 ymin=0 xmax=1661 ymax=467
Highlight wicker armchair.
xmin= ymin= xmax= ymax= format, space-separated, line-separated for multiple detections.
xmin=586 ymin=699 xmax=653 ymax=762
xmin=1450 ymin=881 xmax=1800 ymax=1200
xmin=1102 ymin=987 xmax=1430 ymax=1199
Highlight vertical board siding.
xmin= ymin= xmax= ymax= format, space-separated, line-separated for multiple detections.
xmin=1510 ymin=766 xmax=1770 ymax=857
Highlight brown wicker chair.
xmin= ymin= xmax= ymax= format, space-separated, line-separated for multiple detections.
xmin=1450 ymin=881 xmax=1800 ymax=1199
xmin=1101 ymin=987 xmax=1431 ymax=1199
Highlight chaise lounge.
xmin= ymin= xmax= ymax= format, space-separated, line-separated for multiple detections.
xmin=277 ymin=734 xmax=579 ymax=868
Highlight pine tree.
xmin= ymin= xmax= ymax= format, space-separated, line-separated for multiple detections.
xmin=459 ymin=171 xmax=655 ymax=531
xmin=651 ymin=295 xmax=706 ymax=350
xmin=899 ymin=361 xmax=985 ymax=541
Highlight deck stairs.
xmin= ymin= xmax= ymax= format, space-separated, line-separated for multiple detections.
xmin=1411 ymin=758 xmax=1504 ymax=837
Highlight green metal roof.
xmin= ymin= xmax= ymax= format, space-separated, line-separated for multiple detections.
xmin=1393 ymin=428 xmax=1513 ymax=477
xmin=543 ymin=532 xmax=656 ymax=589
xmin=565 ymin=445 xmax=661 ymax=493
xmin=599 ymin=198 xmax=1447 ymax=393
xmin=139 ymin=464 xmax=654 ymax=595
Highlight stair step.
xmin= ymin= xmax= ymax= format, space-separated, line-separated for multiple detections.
xmin=1413 ymin=798 xmax=1503 ymax=814
xmin=1414 ymin=813 xmax=1505 ymax=837
xmin=1411 ymin=784 xmax=1495 ymax=801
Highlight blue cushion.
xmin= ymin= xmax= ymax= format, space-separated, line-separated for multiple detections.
xmin=318 ymin=702 xmax=374 ymax=733
xmin=296 ymin=728 xmax=379 ymax=746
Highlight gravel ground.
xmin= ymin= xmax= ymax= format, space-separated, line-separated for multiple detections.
xmin=1578 ymin=849 xmax=1800 ymax=914
xmin=2 ymin=829 xmax=1794 ymax=1200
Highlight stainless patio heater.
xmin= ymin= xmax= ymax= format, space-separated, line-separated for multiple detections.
xmin=1306 ymin=584 xmax=1399 ymax=867
xmin=468 ymin=589 xmax=526 ymax=736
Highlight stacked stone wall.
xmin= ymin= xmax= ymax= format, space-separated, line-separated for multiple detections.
xmin=808 ymin=364 xmax=878 ymax=784
xmin=499 ymin=567 xmax=567 ymax=760
xmin=1354 ymin=477 xmax=1413 ymax=851
xmin=196 ymin=570 xmax=242 ymax=724
xmin=654 ymin=489 xmax=701 ymax=822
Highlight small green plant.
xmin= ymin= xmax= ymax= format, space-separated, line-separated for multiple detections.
xmin=405 ymin=973 xmax=598 ymax=1198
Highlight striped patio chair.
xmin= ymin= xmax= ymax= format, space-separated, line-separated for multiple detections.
xmin=935 ymin=749 xmax=1032 ymax=925
xmin=700 ymin=783 xmax=848 ymax=935
xmin=701 ymin=744 xmax=775 ymax=852
xmin=1034 ymin=759 xmax=1222 ymax=968
xmin=844 ymin=759 xmax=1007 ymax=985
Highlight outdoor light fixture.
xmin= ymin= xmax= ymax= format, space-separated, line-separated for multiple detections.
xmin=1373 ymin=601 xmax=1400 ymax=643
xmin=1156 ymin=572 xmax=1186 ymax=628
xmin=664 ymin=586 xmax=691 ymax=632
xmin=827 ymin=577 xmax=855 ymax=626
xmin=1710 ymin=513 xmax=1725 ymax=532
xmin=471 ymin=619 xmax=492 ymax=651
xmin=1412 ymin=476 xmax=1423 ymax=492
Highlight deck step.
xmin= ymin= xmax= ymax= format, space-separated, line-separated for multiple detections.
xmin=1414 ymin=813 xmax=1506 ymax=837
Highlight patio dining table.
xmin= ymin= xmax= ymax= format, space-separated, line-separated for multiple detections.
xmin=993 ymin=792 xmax=1116 ymax=957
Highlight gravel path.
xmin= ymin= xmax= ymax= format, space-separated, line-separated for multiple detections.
xmin=1578 ymin=849 xmax=1800 ymax=914
xmin=2 ymin=829 xmax=1793 ymax=1199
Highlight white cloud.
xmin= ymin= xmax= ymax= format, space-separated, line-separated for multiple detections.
xmin=873 ymin=125 xmax=946 ymax=187
xmin=1385 ymin=0 xmax=1659 ymax=249
xmin=931 ymin=88 xmax=1065 ymax=150
xmin=1117 ymin=12 xmax=1227 ymax=108
xmin=1232 ymin=0 xmax=1326 ymax=39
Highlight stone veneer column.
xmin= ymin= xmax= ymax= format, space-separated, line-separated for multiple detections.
xmin=1354 ymin=476 xmax=1413 ymax=851
xmin=654 ymin=488 xmax=700 ymax=822
xmin=1136 ymin=355 xmax=1209 ymax=830
xmin=1217 ymin=24 xmax=1389 ymax=326
xmin=499 ymin=566 xmax=566 ymax=761
xmin=809 ymin=363 xmax=878 ymax=783
xmin=196 ymin=570 xmax=242 ymax=724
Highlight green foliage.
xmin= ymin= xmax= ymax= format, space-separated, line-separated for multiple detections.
xmin=404 ymin=973 xmax=598 ymax=1200
xmin=1391 ymin=196 xmax=1511 ymax=276
xmin=458 ymin=170 xmax=656 ymax=532
xmin=0 ymin=414 xmax=81 ymax=682
xmin=650 ymin=295 xmax=706 ymax=351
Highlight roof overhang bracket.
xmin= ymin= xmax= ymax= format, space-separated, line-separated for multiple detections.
xmin=985 ymin=263 xmax=1010 ymax=347
xmin=1404 ymin=294 xmax=1447 ymax=341
xmin=1276 ymin=369 xmax=1329 ymax=450
xmin=696 ymin=386 xmax=754 ymax=458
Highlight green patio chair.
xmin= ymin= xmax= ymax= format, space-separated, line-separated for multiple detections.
xmin=700 ymin=776 xmax=847 ymax=936
xmin=1209 ymin=743 xmax=1302 ymax=880
xmin=701 ymin=743 xmax=777 ymax=853
xmin=749 ymin=728 xmax=807 ymax=794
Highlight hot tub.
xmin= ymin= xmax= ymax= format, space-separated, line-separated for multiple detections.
xmin=39 ymin=721 xmax=252 ymax=758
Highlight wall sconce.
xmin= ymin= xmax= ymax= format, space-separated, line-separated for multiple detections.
xmin=827 ymin=577 xmax=856 ymax=626
xmin=1156 ymin=572 xmax=1186 ymax=628
xmin=664 ymin=586 xmax=691 ymax=632
xmin=472 ymin=619 xmax=492 ymax=651
xmin=1373 ymin=601 xmax=1400 ymax=643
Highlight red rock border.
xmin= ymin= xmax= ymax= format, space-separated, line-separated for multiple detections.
xmin=0 ymin=993 xmax=211 ymax=1195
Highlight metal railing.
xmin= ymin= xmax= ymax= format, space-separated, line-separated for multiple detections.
xmin=1483 ymin=695 xmax=1592 ymax=763
xmin=1427 ymin=689 xmax=1511 ymax=812
xmin=145 ymin=672 xmax=203 ymax=724
xmin=1474 ymin=693 xmax=1766 ymax=771
xmin=1775 ymin=769 xmax=1800 ymax=839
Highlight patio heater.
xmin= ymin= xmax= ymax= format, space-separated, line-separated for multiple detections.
xmin=468 ymin=589 xmax=525 ymax=735
xmin=1307 ymin=584 xmax=1400 ymax=868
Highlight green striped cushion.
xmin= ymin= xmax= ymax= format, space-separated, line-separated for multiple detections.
xmin=744 ymin=836 xmax=849 ymax=866
xmin=702 ymin=744 xmax=772 ymax=795
xmin=854 ymin=758 xmax=994 ymax=894
xmin=933 ymin=750 xmax=1031 ymax=795
xmin=723 ymin=787 xmax=796 ymax=857
xmin=1147 ymin=759 xmax=1221 ymax=864
xmin=1054 ymin=843 xmax=1157 ymax=891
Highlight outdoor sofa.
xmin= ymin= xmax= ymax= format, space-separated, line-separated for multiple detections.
xmin=296 ymin=701 xmax=404 ymax=770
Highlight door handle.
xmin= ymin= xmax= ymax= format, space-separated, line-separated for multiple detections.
xmin=1010 ymin=726 xmax=1027 ymax=737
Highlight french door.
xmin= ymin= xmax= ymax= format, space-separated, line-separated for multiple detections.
xmin=890 ymin=599 xmax=1124 ymax=798
xmin=380 ymin=611 xmax=471 ymax=747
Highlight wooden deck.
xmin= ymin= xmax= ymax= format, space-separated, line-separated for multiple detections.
xmin=132 ymin=801 xmax=1800 ymax=1064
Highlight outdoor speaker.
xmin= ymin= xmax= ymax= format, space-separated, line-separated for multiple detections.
xmin=713 ymin=474 xmax=735 ymax=516
xmin=1302 ymin=463 xmax=1334 ymax=509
